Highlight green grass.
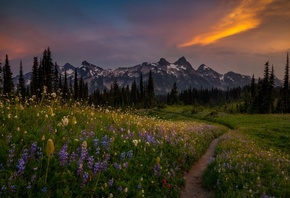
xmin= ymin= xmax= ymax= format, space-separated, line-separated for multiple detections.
xmin=155 ymin=105 xmax=290 ymax=154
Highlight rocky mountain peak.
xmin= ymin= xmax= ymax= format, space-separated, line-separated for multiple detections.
xmin=174 ymin=56 xmax=188 ymax=65
xmin=158 ymin=58 xmax=170 ymax=66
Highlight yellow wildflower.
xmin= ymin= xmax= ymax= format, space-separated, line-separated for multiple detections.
xmin=46 ymin=139 xmax=55 ymax=157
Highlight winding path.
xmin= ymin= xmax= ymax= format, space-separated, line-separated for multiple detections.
xmin=180 ymin=137 xmax=220 ymax=198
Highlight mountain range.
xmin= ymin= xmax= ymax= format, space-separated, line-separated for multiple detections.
xmin=14 ymin=56 xmax=282 ymax=95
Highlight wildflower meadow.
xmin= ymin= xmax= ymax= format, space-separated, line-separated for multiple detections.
xmin=204 ymin=131 xmax=290 ymax=197
xmin=0 ymin=94 xmax=225 ymax=197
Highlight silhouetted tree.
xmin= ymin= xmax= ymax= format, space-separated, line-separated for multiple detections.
xmin=53 ymin=62 xmax=59 ymax=93
xmin=18 ymin=61 xmax=26 ymax=101
xmin=131 ymin=80 xmax=138 ymax=105
xmin=168 ymin=82 xmax=179 ymax=105
xmin=282 ymin=52 xmax=289 ymax=112
xmin=30 ymin=57 xmax=39 ymax=96
xmin=0 ymin=59 xmax=2 ymax=93
xmin=145 ymin=70 xmax=156 ymax=108
xmin=74 ymin=68 xmax=79 ymax=100
xmin=42 ymin=47 xmax=54 ymax=93
xmin=63 ymin=70 xmax=68 ymax=100
xmin=3 ymin=54 xmax=14 ymax=96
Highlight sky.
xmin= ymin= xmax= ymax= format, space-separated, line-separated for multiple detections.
xmin=1 ymin=0 xmax=290 ymax=79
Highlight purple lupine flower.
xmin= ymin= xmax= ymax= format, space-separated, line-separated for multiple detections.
xmin=36 ymin=147 xmax=42 ymax=159
xmin=113 ymin=163 xmax=121 ymax=170
xmin=41 ymin=187 xmax=47 ymax=193
xmin=30 ymin=142 xmax=37 ymax=159
xmin=109 ymin=125 xmax=114 ymax=132
xmin=118 ymin=186 xmax=122 ymax=191
xmin=87 ymin=155 xmax=94 ymax=169
xmin=81 ymin=172 xmax=89 ymax=188
xmin=101 ymin=135 xmax=109 ymax=149
xmin=69 ymin=152 xmax=77 ymax=164
xmin=101 ymin=161 xmax=107 ymax=171
xmin=59 ymin=144 xmax=69 ymax=166
xmin=95 ymin=147 xmax=100 ymax=155
xmin=123 ymin=162 xmax=129 ymax=169
xmin=94 ymin=139 xmax=99 ymax=147
xmin=81 ymin=146 xmax=88 ymax=161
xmin=93 ymin=162 xmax=101 ymax=175
xmin=127 ymin=150 xmax=133 ymax=158
xmin=6 ymin=133 xmax=12 ymax=143
xmin=105 ymin=153 xmax=110 ymax=161
xmin=77 ymin=160 xmax=83 ymax=176
xmin=16 ymin=149 xmax=29 ymax=175
xmin=120 ymin=152 xmax=126 ymax=161
xmin=17 ymin=158 xmax=26 ymax=175
xmin=1 ymin=185 xmax=7 ymax=192
xmin=22 ymin=149 xmax=29 ymax=163
xmin=108 ymin=179 xmax=114 ymax=187
xmin=146 ymin=134 xmax=155 ymax=144
xmin=153 ymin=164 xmax=161 ymax=176
xmin=7 ymin=144 xmax=15 ymax=167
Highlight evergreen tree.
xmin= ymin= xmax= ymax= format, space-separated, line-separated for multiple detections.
xmin=42 ymin=47 xmax=54 ymax=93
xmin=53 ymin=62 xmax=59 ymax=93
xmin=31 ymin=57 xmax=39 ymax=96
xmin=58 ymin=75 xmax=62 ymax=93
xmin=169 ymin=82 xmax=179 ymax=105
xmin=250 ymin=74 xmax=256 ymax=98
xmin=130 ymin=80 xmax=138 ymax=105
xmin=112 ymin=79 xmax=120 ymax=107
xmin=38 ymin=59 xmax=44 ymax=94
xmin=18 ymin=61 xmax=26 ymax=101
xmin=269 ymin=65 xmax=275 ymax=112
xmin=283 ymin=52 xmax=289 ymax=112
xmin=74 ymin=68 xmax=79 ymax=100
xmin=145 ymin=70 xmax=156 ymax=108
xmin=0 ymin=59 xmax=2 ymax=94
xmin=63 ymin=70 xmax=68 ymax=100
xmin=139 ymin=72 xmax=144 ymax=101
xmin=79 ymin=77 xmax=84 ymax=100
xmin=3 ymin=54 xmax=14 ymax=96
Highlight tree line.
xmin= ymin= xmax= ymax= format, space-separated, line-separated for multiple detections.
xmin=0 ymin=48 xmax=156 ymax=108
xmin=1 ymin=48 xmax=290 ymax=113
xmin=166 ymin=53 xmax=290 ymax=114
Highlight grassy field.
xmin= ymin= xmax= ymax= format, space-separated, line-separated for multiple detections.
xmin=153 ymin=105 xmax=290 ymax=197
xmin=0 ymin=99 xmax=226 ymax=197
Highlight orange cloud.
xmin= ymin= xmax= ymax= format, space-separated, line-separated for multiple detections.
xmin=179 ymin=0 xmax=273 ymax=47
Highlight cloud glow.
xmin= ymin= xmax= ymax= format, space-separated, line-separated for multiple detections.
xmin=179 ymin=0 xmax=273 ymax=47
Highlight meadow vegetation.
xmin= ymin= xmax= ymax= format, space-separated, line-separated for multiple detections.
xmin=0 ymin=96 xmax=225 ymax=197
xmin=154 ymin=105 xmax=290 ymax=197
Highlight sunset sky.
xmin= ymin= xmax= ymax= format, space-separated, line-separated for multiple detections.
xmin=1 ymin=0 xmax=290 ymax=79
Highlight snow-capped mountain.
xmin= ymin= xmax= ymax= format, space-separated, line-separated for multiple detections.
xmin=14 ymin=56 xmax=273 ymax=95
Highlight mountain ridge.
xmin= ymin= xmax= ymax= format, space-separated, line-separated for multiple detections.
xmin=13 ymin=56 xmax=281 ymax=95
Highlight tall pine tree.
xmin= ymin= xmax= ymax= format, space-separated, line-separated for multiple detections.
xmin=145 ymin=70 xmax=156 ymax=108
xmin=31 ymin=57 xmax=39 ymax=96
xmin=0 ymin=59 xmax=2 ymax=93
xmin=3 ymin=54 xmax=14 ymax=96
xmin=18 ymin=61 xmax=26 ymax=100
xmin=283 ymin=52 xmax=289 ymax=112
xmin=42 ymin=47 xmax=54 ymax=93
xmin=74 ymin=68 xmax=79 ymax=100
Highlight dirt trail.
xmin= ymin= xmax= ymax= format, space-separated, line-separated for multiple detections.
xmin=180 ymin=137 xmax=220 ymax=198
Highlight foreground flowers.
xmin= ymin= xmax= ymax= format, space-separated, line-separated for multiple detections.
xmin=0 ymin=103 xmax=225 ymax=197
xmin=204 ymin=131 xmax=290 ymax=197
